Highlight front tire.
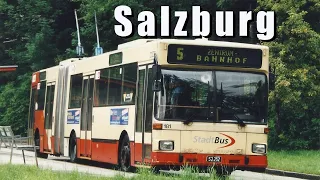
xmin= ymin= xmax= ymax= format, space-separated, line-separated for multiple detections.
xmin=119 ymin=135 xmax=131 ymax=172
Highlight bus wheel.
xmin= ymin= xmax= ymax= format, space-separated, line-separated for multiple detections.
xmin=69 ymin=135 xmax=77 ymax=163
xmin=119 ymin=135 xmax=131 ymax=172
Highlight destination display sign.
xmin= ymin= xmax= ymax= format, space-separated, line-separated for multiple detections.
xmin=167 ymin=44 xmax=263 ymax=68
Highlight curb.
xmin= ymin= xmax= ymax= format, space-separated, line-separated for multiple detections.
xmin=266 ymin=168 xmax=320 ymax=180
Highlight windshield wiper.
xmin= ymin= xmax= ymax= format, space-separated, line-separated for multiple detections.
xmin=233 ymin=113 xmax=246 ymax=127
xmin=221 ymin=101 xmax=246 ymax=127
xmin=219 ymin=82 xmax=245 ymax=127
xmin=183 ymin=110 xmax=196 ymax=125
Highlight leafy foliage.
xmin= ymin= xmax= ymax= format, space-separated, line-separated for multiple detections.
xmin=258 ymin=0 xmax=320 ymax=149
xmin=0 ymin=73 xmax=30 ymax=135
xmin=0 ymin=0 xmax=78 ymax=135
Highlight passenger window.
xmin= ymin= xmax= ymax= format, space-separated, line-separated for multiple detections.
xmin=94 ymin=69 xmax=109 ymax=106
xmin=36 ymin=81 xmax=46 ymax=110
xmin=93 ymin=63 xmax=137 ymax=106
xmin=122 ymin=63 xmax=137 ymax=104
xmin=145 ymin=68 xmax=153 ymax=133
xmin=29 ymin=88 xmax=36 ymax=128
xmin=136 ymin=69 xmax=145 ymax=132
xmin=69 ymin=74 xmax=83 ymax=108
xmin=108 ymin=67 xmax=122 ymax=105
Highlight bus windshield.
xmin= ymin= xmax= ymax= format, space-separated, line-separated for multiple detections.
xmin=154 ymin=68 xmax=268 ymax=124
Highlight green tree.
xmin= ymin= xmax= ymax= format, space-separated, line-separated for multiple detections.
xmin=258 ymin=0 xmax=320 ymax=149
xmin=0 ymin=0 xmax=77 ymax=135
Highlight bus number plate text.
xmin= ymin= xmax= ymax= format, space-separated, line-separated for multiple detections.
xmin=206 ymin=156 xmax=221 ymax=162
xmin=163 ymin=124 xmax=171 ymax=129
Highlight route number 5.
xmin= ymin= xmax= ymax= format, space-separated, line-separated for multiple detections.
xmin=177 ymin=48 xmax=184 ymax=60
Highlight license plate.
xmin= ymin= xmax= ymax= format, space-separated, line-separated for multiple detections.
xmin=206 ymin=156 xmax=221 ymax=162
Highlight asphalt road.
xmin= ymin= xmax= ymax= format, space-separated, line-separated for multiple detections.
xmin=0 ymin=148 xmax=306 ymax=180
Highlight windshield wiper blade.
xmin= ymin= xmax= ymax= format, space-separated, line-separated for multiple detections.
xmin=183 ymin=111 xmax=196 ymax=125
xmin=183 ymin=118 xmax=193 ymax=125
xmin=234 ymin=114 xmax=246 ymax=127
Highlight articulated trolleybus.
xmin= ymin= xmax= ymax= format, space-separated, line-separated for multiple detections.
xmin=28 ymin=38 xmax=272 ymax=174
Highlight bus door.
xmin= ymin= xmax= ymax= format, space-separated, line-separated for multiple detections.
xmin=27 ymin=87 xmax=36 ymax=145
xmin=80 ymin=75 xmax=94 ymax=158
xmin=44 ymin=82 xmax=55 ymax=152
xmin=135 ymin=64 xmax=153 ymax=164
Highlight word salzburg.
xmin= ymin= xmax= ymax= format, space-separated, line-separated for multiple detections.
xmin=114 ymin=6 xmax=275 ymax=41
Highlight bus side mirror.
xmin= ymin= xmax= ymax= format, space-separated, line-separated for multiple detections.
xmin=269 ymin=72 xmax=275 ymax=90
xmin=152 ymin=65 xmax=161 ymax=92
xmin=152 ymin=80 xmax=161 ymax=92
xmin=152 ymin=64 xmax=161 ymax=81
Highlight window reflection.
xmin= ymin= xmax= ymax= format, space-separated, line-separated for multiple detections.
xmin=216 ymin=71 xmax=267 ymax=123
xmin=155 ymin=69 xmax=267 ymax=124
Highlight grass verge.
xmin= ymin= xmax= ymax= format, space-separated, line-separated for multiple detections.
xmin=0 ymin=164 xmax=229 ymax=180
xmin=268 ymin=150 xmax=320 ymax=175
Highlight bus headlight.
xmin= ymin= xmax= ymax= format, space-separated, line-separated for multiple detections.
xmin=252 ymin=144 xmax=266 ymax=154
xmin=159 ymin=141 xmax=174 ymax=151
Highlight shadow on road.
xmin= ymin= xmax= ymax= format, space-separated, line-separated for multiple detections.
xmin=46 ymin=155 xmax=121 ymax=172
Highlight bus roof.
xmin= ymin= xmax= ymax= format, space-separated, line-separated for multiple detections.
xmin=117 ymin=38 xmax=268 ymax=50
xmin=36 ymin=38 xmax=269 ymax=74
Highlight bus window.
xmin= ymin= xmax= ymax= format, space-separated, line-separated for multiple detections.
xmin=28 ymin=88 xmax=37 ymax=129
xmin=216 ymin=71 xmax=267 ymax=123
xmin=155 ymin=69 xmax=213 ymax=120
xmin=36 ymin=81 xmax=46 ymax=110
xmin=122 ymin=63 xmax=137 ymax=104
xmin=45 ymin=85 xmax=55 ymax=129
xmin=94 ymin=69 xmax=109 ymax=106
xmin=108 ymin=66 xmax=122 ymax=105
xmin=69 ymin=74 xmax=83 ymax=109
xmin=136 ymin=69 xmax=145 ymax=132
xmin=155 ymin=69 xmax=267 ymax=124
xmin=45 ymin=85 xmax=51 ymax=129
xmin=145 ymin=68 xmax=153 ymax=133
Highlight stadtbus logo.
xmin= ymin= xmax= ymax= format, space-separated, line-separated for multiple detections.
xmin=193 ymin=133 xmax=236 ymax=148
xmin=217 ymin=133 xmax=236 ymax=148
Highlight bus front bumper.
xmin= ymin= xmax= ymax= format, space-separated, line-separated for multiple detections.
xmin=149 ymin=152 xmax=267 ymax=170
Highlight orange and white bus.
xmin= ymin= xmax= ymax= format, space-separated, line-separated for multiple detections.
xmin=27 ymin=38 xmax=273 ymax=175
